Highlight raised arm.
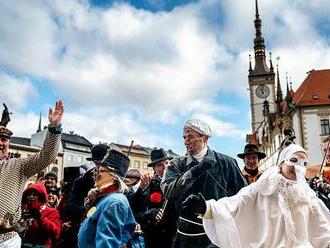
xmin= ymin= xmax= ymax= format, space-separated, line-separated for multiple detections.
xmin=21 ymin=100 xmax=64 ymax=177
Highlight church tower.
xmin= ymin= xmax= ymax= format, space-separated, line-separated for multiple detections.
xmin=248 ymin=0 xmax=276 ymax=132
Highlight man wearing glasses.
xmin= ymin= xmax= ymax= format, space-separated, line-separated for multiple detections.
xmin=161 ymin=119 xmax=247 ymax=248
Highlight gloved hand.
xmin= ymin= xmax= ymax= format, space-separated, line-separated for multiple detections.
xmin=182 ymin=193 xmax=207 ymax=215
xmin=190 ymin=157 xmax=215 ymax=177
xmin=29 ymin=208 xmax=41 ymax=219
xmin=146 ymin=208 xmax=161 ymax=223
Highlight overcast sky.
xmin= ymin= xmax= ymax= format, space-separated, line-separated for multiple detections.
xmin=1 ymin=0 xmax=330 ymax=165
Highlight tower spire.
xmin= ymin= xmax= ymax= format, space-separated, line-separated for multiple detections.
xmin=255 ymin=0 xmax=259 ymax=18
xmin=276 ymin=58 xmax=283 ymax=101
xmin=37 ymin=112 xmax=42 ymax=133
xmin=269 ymin=52 xmax=274 ymax=72
xmin=252 ymin=0 xmax=269 ymax=74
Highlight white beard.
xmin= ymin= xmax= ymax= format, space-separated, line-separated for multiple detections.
xmin=277 ymin=175 xmax=311 ymax=205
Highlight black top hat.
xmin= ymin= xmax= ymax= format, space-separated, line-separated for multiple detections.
xmin=237 ymin=144 xmax=266 ymax=160
xmin=100 ymin=149 xmax=130 ymax=178
xmin=86 ymin=144 xmax=110 ymax=161
xmin=148 ymin=148 xmax=173 ymax=167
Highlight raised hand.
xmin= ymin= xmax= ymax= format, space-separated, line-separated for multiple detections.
xmin=48 ymin=100 xmax=64 ymax=126
xmin=140 ymin=174 xmax=152 ymax=191
xmin=182 ymin=193 xmax=207 ymax=215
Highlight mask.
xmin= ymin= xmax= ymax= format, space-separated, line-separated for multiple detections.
xmin=284 ymin=155 xmax=308 ymax=167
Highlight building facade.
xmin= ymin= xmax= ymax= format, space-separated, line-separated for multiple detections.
xmin=247 ymin=1 xmax=330 ymax=169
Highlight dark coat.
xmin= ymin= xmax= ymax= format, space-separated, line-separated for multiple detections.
xmin=161 ymin=147 xmax=247 ymax=248
xmin=67 ymin=169 xmax=95 ymax=223
xmin=131 ymin=177 xmax=176 ymax=248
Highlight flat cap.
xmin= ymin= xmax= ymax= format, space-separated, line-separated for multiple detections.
xmin=184 ymin=119 xmax=212 ymax=137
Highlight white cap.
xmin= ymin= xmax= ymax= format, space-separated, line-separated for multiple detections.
xmin=184 ymin=119 xmax=212 ymax=137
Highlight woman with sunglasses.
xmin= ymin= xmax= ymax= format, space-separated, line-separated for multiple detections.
xmin=78 ymin=149 xmax=136 ymax=248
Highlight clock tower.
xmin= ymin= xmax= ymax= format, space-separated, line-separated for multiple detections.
xmin=248 ymin=0 xmax=275 ymax=132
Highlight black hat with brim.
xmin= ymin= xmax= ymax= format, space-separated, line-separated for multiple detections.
xmin=237 ymin=144 xmax=266 ymax=160
xmin=147 ymin=148 xmax=173 ymax=167
xmin=86 ymin=144 xmax=110 ymax=161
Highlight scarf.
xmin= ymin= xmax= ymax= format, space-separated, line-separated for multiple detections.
xmin=192 ymin=145 xmax=208 ymax=162
xmin=84 ymin=184 xmax=118 ymax=210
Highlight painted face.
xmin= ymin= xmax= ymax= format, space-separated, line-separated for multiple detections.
xmin=280 ymin=152 xmax=308 ymax=181
xmin=153 ymin=160 xmax=168 ymax=177
xmin=94 ymin=166 xmax=112 ymax=188
xmin=244 ymin=153 xmax=259 ymax=170
xmin=0 ymin=136 xmax=10 ymax=159
xmin=183 ymin=128 xmax=207 ymax=155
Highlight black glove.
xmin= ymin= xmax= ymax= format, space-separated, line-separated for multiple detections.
xmin=145 ymin=208 xmax=160 ymax=223
xmin=190 ymin=157 xmax=215 ymax=177
xmin=29 ymin=208 xmax=41 ymax=219
xmin=182 ymin=193 xmax=207 ymax=215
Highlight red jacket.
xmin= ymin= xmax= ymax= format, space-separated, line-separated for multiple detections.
xmin=21 ymin=183 xmax=62 ymax=247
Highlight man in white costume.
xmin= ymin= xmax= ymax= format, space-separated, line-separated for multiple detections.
xmin=183 ymin=144 xmax=330 ymax=248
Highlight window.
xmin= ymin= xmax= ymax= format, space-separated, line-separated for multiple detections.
xmin=134 ymin=161 xmax=140 ymax=168
xmin=77 ymin=156 xmax=82 ymax=163
xmin=321 ymin=119 xmax=330 ymax=135
xmin=67 ymin=154 xmax=73 ymax=161
xmin=143 ymin=162 xmax=148 ymax=169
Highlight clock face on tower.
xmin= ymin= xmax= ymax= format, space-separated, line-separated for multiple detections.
xmin=255 ymin=84 xmax=270 ymax=98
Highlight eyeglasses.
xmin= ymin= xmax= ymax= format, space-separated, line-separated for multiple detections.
xmin=97 ymin=168 xmax=111 ymax=174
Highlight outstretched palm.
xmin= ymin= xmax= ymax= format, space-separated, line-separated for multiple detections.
xmin=48 ymin=100 xmax=64 ymax=126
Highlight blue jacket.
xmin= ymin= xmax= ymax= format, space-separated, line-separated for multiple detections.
xmin=78 ymin=192 xmax=136 ymax=248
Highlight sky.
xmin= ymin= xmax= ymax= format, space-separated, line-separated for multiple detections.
xmin=1 ymin=0 xmax=330 ymax=166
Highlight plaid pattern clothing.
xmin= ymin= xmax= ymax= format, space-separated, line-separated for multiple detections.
xmin=0 ymin=131 xmax=61 ymax=243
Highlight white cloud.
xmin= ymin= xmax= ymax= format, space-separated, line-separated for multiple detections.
xmin=192 ymin=113 xmax=247 ymax=138
xmin=0 ymin=72 xmax=38 ymax=109
xmin=1 ymin=0 xmax=330 ymax=152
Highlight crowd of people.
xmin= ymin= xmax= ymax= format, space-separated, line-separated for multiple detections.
xmin=0 ymin=100 xmax=329 ymax=247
